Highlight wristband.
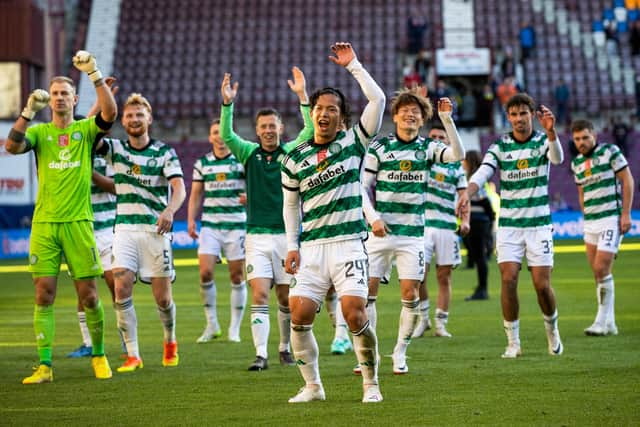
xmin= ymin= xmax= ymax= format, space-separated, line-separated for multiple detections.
xmin=9 ymin=128 xmax=25 ymax=142
xmin=20 ymin=113 xmax=33 ymax=121
xmin=88 ymin=69 xmax=103 ymax=83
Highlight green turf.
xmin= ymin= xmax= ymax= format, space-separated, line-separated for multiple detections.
xmin=0 ymin=242 xmax=638 ymax=426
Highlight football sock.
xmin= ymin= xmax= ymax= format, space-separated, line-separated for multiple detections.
xmin=200 ymin=280 xmax=219 ymax=331
xmin=157 ymin=301 xmax=176 ymax=343
xmin=84 ymin=300 xmax=105 ymax=356
xmin=291 ymin=324 xmax=321 ymax=385
xmin=335 ymin=300 xmax=350 ymax=341
xmin=229 ymin=281 xmax=247 ymax=337
xmin=278 ymin=304 xmax=291 ymax=352
xmin=394 ymin=299 xmax=419 ymax=358
xmin=503 ymin=319 xmax=520 ymax=345
xmin=325 ymin=292 xmax=337 ymax=328
xmin=251 ymin=305 xmax=269 ymax=358
xmin=115 ymin=297 xmax=140 ymax=358
xmin=418 ymin=298 xmax=430 ymax=321
xmin=596 ymin=274 xmax=613 ymax=325
xmin=77 ymin=311 xmax=92 ymax=347
xmin=366 ymin=296 xmax=377 ymax=331
xmin=543 ymin=309 xmax=558 ymax=332
xmin=435 ymin=307 xmax=449 ymax=330
xmin=34 ymin=305 xmax=54 ymax=366
xmin=353 ymin=321 xmax=379 ymax=386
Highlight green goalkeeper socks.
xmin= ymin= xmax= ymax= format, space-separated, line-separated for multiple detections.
xmin=84 ymin=300 xmax=105 ymax=356
xmin=34 ymin=305 xmax=55 ymax=366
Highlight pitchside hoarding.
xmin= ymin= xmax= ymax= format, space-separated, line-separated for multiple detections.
xmin=1 ymin=214 xmax=639 ymax=259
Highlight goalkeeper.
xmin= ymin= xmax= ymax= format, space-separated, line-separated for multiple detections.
xmin=5 ymin=51 xmax=117 ymax=384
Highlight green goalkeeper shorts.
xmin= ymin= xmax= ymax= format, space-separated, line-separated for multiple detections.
xmin=29 ymin=221 xmax=103 ymax=279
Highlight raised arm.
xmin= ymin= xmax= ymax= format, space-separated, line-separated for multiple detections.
xmin=284 ymin=67 xmax=314 ymax=148
xmin=87 ymin=76 xmax=119 ymax=118
xmin=73 ymin=50 xmax=117 ymax=125
xmin=437 ymin=98 xmax=465 ymax=162
xmin=5 ymin=89 xmax=49 ymax=154
xmin=219 ymin=74 xmax=259 ymax=163
xmin=330 ymin=42 xmax=385 ymax=138
xmin=536 ymin=104 xmax=563 ymax=165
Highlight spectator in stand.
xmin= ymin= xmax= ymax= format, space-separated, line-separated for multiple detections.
xmin=605 ymin=21 xmax=620 ymax=56
xmin=407 ymin=13 xmax=428 ymax=55
xmin=554 ymin=78 xmax=570 ymax=127
xmin=403 ymin=63 xmax=423 ymax=89
xmin=414 ymin=49 xmax=431 ymax=88
xmin=612 ymin=116 xmax=630 ymax=157
xmin=519 ymin=22 xmax=536 ymax=61
xmin=630 ymin=20 xmax=640 ymax=56
xmin=496 ymin=77 xmax=519 ymax=128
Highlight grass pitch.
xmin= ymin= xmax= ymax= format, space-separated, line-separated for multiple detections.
xmin=0 ymin=240 xmax=638 ymax=426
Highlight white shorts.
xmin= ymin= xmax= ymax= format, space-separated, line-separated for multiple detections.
xmin=112 ymin=230 xmax=173 ymax=278
xmin=198 ymin=227 xmax=245 ymax=261
xmin=424 ymin=227 xmax=461 ymax=267
xmin=244 ymin=233 xmax=291 ymax=285
xmin=584 ymin=221 xmax=622 ymax=254
xmin=496 ymin=227 xmax=554 ymax=267
xmin=290 ymin=239 xmax=369 ymax=305
xmin=366 ymin=234 xmax=424 ymax=280
xmin=94 ymin=229 xmax=114 ymax=271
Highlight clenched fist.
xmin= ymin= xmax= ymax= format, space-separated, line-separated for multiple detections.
xmin=22 ymin=89 xmax=50 ymax=120
xmin=73 ymin=50 xmax=103 ymax=82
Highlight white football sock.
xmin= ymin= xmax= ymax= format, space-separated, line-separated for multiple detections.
xmin=352 ymin=321 xmax=379 ymax=386
xmin=229 ymin=281 xmax=247 ymax=338
xmin=435 ymin=307 xmax=449 ymax=330
xmin=291 ymin=324 xmax=321 ymax=386
xmin=157 ymin=301 xmax=176 ymax=342
xmin=115 ymin=297 xmax=140 ymax=358
xmin=596 ymin=275 xmax=613 ymax=326
xmin=393 ymin=299 xmax=419 ymax=359
xmin=200 ymin=280 xmax=219 ymax=331
xmin=543 ymin=309 xmax=558 ymax=332
xmin=503 ymin=319 xmax=520 ymax=346
xmin=334 ymin=300 xmax=350 ymax=341
xmin=325 ymin=292 xmax=338 ymax=328
xmin=418 ymin=298 xmax=430 ymax=321
xmin=278 ymin=304 xmax=291 ymax=352
xmin=77 ymin=311 xmax=92 ymax=346
xmin=251 ymin=305 xmax=269 ymax=359
xmin=366 ymin=297 xmax=377 ymax=331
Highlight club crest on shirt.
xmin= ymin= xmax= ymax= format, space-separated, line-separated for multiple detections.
xmin=71 ymin=131 xmax=82 ymax=142
xmin=329 ymin=143 xmax=341 ymax=154
xmin=415 ymin=150 xmax=426 ymax=160
xmin=316 ymin=159 xmax=330 ymax=172
xmin=530 ymin=148 xmax=540 ymax=157
xmin=147 ymin=158 xmax=157 ymax=167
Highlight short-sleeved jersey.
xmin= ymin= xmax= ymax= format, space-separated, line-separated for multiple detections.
xmin=481 ymin=131 xmax=553 ymax=228
xmin=102 ymin=138 xmax=183 ymax=232
xmin=281 ymin=126 xmax=371 ymax=245
xmin=364 ymin=135 xmax=446 ymax=237
xmin=425 ymin=161 xmax=467 ymax=230
xmin=571 ymin=143 xmax=628 ymax=223
xmin=26 ymin=118 xmax=102 ymax=222
xmin=91 ymin=156 xmax=116 ymax=232
xmin=220 ymin=102 xmax=313 ymax=234
xmin=192 ymin=152 xmax=246 ymax=230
